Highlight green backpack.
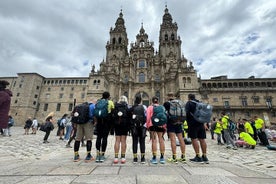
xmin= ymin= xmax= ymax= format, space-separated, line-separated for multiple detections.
xmin=151 ymin=105 xmax=167 ymax=126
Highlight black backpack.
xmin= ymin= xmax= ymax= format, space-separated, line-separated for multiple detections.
xmin=131 ymin=104 xmax=146 ymax=127
xmin=113 ymin=102 xmax=129 ymax=125
xmin=71 ymin=102 xmax=90 ymax=124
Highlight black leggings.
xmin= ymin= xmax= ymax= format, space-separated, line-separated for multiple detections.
xmin=95 ymin=121 xmax=110 ymax=152
xmin=132 ymin=127 xmax=146 ymax=154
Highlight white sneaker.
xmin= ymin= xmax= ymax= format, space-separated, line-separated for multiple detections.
xmin=121 ymin=158 xmax=126 ymax=164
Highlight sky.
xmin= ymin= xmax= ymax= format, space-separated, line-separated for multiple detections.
xmin=0 ymin=0 xmax=276 ymax=79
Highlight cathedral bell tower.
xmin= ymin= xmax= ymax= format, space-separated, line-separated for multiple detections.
xmin=106 ymin=9 xmax=129 ymax=63
xmin=159 ymin=6 xmax=182 ymax=60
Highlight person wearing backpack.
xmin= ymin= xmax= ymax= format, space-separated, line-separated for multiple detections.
xmin=146 ymin=96 xmax=166 ymax=164
xmin=112 ymin=96 xmax=131 ymax=164
xmin=185 ymin=94 xmax=209 ymax=163
xmin=129 ymin=96 xmax=147 ymax=164
xmin=72 ymin=100 xmax=96 ymax=162
xmin=94 ymin=91 xmax=115 ymax=162
xmin=221 ymin=111 xmax=238 ymax=150
xmin=43 ymin=116 xmax=55 ymax=143
xmin=163 ymin=93 xmax=186 ymax=163
xmin=58 ymin=114 xmax=68 ymax=140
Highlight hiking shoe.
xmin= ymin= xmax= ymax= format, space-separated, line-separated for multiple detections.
xmin=159 ymin=157 xmax=166 ymax=164
xmin=73 ymin=155 xmax=80 ymax=162
xmin=99 ymin=155 xmax=106 ymax=162
xmin=133 ymin=157 xmax=138 ymax=163
xmin=96 ymin=155 xmax=101 ymax=162
xmin=141 ymin=157 xmax=146 ymax=164
xmin=113 ymin=158 xmax=119 ymax=164
xmin=84 ymin=154 xmax=94 ymax=162
xmin=202 ymin=155 xmax=209 ymax=164
xmin=168 ymin=157 xmax=178 ymax=163
xmin=150 ymin=158 xmax=158 ymax=164
xmin=121 ymin=158 xmax=126 ymax=164
xmin=189 ymin=156 xmax=203 ymax=163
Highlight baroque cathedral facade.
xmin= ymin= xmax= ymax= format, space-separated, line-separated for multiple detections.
xmin=1 ymin=7 xmax=276 ymax=126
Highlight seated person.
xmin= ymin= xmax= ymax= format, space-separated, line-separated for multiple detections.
xmin=237 ymin=128 xmax=256 ymax=149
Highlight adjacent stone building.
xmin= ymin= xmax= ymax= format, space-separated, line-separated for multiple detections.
xmin=1 ymin=7 xmax=275 ymax=126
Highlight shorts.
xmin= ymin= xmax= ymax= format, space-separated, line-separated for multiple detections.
xmin=187 ymin=124 xmax=206 ymax=139
xmin=149 ymin=126 xmax=165 ymax=132
xmin=76 ymin=122 xmax=94 ymax=141
xmin=114 ymin=124 xmax=129 ymax=136
xmin=167 ymin=123 xmax=183 ymax=134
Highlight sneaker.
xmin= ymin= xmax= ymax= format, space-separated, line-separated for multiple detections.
xmin=65 ymin=144 xmax=72 ymax=148
xmin=168 ymin=157 xmax=178 ymax=163
xmin=189 ymin=156 xmax=203 ymax=163
xmin=150 ymin=158 xmax=158 ymax=164
xmin=178 ymin=157 xmax=186 ymax=163
xmin=133 ymin=157 xmax=138 ymax=163
xmin=121 ymin=158 xmax=126 ymax=164
xmin=59 ymin=137 xmax=64 ymax=140
xmin=96 ymin=155 xmax=101 ymax=162
xmin=226 ymin=145 xmax=232 ymax=149
xmin=99 ymin=155 xmax=106 ymax=162
xmin=202 ymin=155 xmax=209 ymax=164
xmin=113 ymin=158 xmax=119 ymax=164
xmin=74 ymin=155 xmax=80 ymax=162
xmin=232 ymin=146 xmax=238 ymax=150
xmin=159 ymin=157 xmax=166 ymax=164
xmin=141 ymin=157 xmax=146 ymax=164
xmin=84 ymin=154 xmax=94 ymax=162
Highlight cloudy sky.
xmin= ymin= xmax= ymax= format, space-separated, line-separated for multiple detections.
xmin=0 ymin=0 xmax=275 ymax=79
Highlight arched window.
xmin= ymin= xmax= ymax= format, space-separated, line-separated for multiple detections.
xmin=165 ymin=34 xmax=168 ymax=41
xmin=119 ymin=37 xmax=122 ymax=44
xmin=139 ymin=73 xmax=145 ymax=83
xmin=171 ymin=34 xmax=175 ymax=40
xmin=112 ymin=38 xmax=116 ymax=44
xmin=138 ymin=60 xmax=146 ymax=68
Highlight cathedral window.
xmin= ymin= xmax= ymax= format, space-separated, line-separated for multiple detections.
xmin=138 ymin=60 xmax=146 ymax=68
xmin=155 ymin=91 xmax=160 ymax=101
xmin=171 ymin=34 xmax=175 ymax=40
xmin=252 ymin=96 xmax=259 ymax=103
xmin=165 ymin=34 xmax=168 ymax=41
xmin=119 ymin=37 xmax=122 ymax=44
xmin=155 ymin=74 xmax=160 ymax=82
xmin=139 ymin=73 xmax=145 ymax=83
xmin=112 ymin=38 xmax=116 ymax=44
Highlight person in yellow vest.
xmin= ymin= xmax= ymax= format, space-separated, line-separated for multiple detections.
xmin=243 ymin=119 xmax=254 ymax=138
xmin=254 ymin=116 xmax=269 ymax=146
xmin=221 ymin=111 xmax=237 ymax=150
xmin=238 ymin=128 xmax=257 ymax=149
xmin=214 ymin=118 xmax=223 ymax=145
xmin=183 ymin=120 xmax=188 ymax=138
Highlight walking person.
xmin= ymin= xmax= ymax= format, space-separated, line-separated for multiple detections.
xmin=24 ymin=117 xmax=33 ymax=135
xmin=94 ymin=91 xmax=115 ymax=162
xmin=0 ymin=80 xmax=12 ymax=135
xmin=129 ymin=96 xmax=147 ymax=164
xmin=146 ymin=96 xmax=166 ymax=164
xmin=221 ymin=111 xmax=237 ymax=150
xmin=185 ymin=94 xmax=209 ymax=163
xmin=31 ymin=118 xmax=38 ymax=134
xmin=43 ymin=116 xmax=55 ymax=143
xmin=64 ymin=116 xmax=73 ymax=141
xmin=164 ymin=93 xmax=186 ymax=163
xmin=4 ymin=115 xmax=15 ymax=136
xmin=113 ymin=96 xmax=130 ymax=164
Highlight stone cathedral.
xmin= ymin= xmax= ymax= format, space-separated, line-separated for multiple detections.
xmin=1 ymin=7 xmax=276 ymax=126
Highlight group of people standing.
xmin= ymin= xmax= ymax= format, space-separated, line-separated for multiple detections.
xmin=71 ymin=92 xmax=209 ymax=164
xmin=210 ymin=113 xmax=270 ymax=149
